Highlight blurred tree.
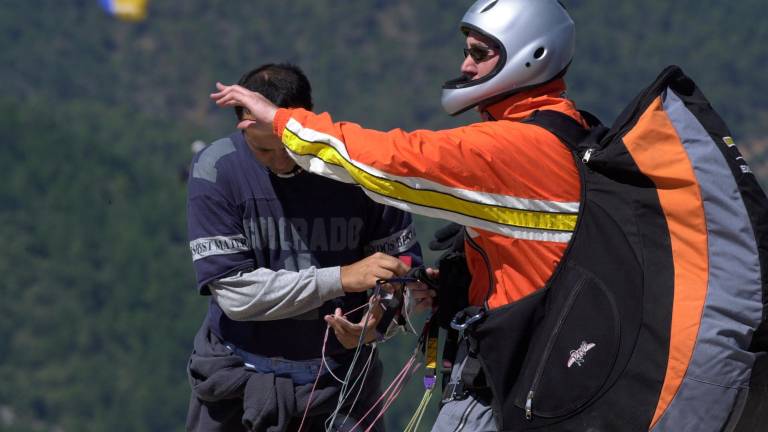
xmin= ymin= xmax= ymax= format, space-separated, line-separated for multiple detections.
xmin=0 ymin=1 xmax=766 ymax=431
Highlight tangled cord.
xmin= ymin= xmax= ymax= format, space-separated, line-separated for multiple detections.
xmin=299 ymin=276 xmax=436 ymax=432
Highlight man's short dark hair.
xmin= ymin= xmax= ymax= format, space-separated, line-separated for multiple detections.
xmin=235 ymin=63 xmax=313 ymax=120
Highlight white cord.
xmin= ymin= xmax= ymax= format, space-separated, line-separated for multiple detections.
xmin=324 ymin=301 xmax=375 ymax=431
xmin=337 ymin=344 xmax=377 ymax=429
xmin=402 ymin=287 xmax=419 ymax=335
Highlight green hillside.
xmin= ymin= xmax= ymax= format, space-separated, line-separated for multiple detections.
xmin=1 ymin=1 xmax=766 ymax=431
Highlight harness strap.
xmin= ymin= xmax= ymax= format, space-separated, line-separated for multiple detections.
xmin=521 ymin=109 xmax=598 ymax=152
xmin=440 ymin=110 xmax=603 ymax=410
xmin=441 ymin=329 xmax=460 ymax=390
xmin=460 ymin=354 xmax=484 ymax=388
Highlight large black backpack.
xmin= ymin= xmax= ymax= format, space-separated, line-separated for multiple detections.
xmin=460 ymin=66 xmax=768 ymax=431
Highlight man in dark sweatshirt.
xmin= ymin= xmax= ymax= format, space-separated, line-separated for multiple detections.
xmin=185 ymin=63 xmax=423 ymax=431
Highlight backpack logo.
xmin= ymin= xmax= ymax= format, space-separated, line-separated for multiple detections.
xmin=568 ymin=341 xmax=596 ymax=368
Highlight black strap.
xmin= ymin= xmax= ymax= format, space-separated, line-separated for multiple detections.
xmin=441 ymin=329 xmax=459 ymax=391
xmin=522 ymin=110 xmax=600 ymax=152
xmin=460 ymin=354 xmax=484 ymax=387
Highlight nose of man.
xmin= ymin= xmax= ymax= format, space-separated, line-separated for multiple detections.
xmin=461 ymin=55 xmax=478 ymax=79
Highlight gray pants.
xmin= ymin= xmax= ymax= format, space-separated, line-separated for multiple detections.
xmin=431 ymin=344 xmax=497 ymax=432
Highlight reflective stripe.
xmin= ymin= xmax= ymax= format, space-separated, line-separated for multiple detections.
xmin=363 ymin=222 xmax=418 ymax=255
xmin=283 ymin=119 xmax=578 ymax=240
xmin=363 ymin=223 xmax=416 ymax=255
xmin=366 ymin=191 xmax=573 ymax=243
xmin=189 ymin=235 xmax=249 ymax=261
xmin=285 ymin=119 xmax=579 ymax=214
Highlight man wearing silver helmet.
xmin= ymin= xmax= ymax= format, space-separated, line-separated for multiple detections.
xmin=211 ymin=1 xmax=583 ymax=430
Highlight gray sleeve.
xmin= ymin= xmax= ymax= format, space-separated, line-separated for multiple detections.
xmin=209 ymin=266 xmax=344 ymax=321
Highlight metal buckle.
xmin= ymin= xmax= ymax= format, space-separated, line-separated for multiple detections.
xmin=450 ymin=310 xmax=485 ymax=339
xmin=441 ymin=380 xmax=469 ymax=404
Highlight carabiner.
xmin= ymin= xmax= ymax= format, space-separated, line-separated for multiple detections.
xmin=450 ymin=310 xmax=485 ymax=339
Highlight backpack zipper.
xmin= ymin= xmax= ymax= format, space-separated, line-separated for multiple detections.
xmin=525 ymin=274 xmax=588 ymax=420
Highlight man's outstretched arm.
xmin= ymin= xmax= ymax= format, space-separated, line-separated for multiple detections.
xmin=210 ymin=83 xmax=580 ymax=243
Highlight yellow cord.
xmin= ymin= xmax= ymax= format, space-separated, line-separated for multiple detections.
xmin=403 ymin=388 xmax=434 ymax=432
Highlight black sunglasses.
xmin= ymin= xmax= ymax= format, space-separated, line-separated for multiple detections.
xmin=463 ymin=45 xmax=497 ymax=63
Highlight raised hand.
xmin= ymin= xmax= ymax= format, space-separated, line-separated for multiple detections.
xmin=209 ymin=82 xmax=278 ymax=130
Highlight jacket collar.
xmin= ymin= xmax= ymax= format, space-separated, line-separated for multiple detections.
xmin=481 ymin=79 xmax=578 ymax=122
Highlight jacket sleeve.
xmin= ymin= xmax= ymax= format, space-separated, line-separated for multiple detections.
xmin=209 ymin=266 xmax=344 ymax=321
xmin=273 ymin=108 xmax=580 ymax=241
xmin=274 ymin=108 xmax=489 ymax=192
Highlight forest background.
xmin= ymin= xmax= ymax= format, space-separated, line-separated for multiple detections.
xmin=1 ymin=1 xmax=767 ymax=431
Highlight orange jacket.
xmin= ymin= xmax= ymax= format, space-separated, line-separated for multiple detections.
xmin=273 ymin=79 xmax=582 ymax=309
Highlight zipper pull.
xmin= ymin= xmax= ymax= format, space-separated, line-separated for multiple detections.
xmin=582 ymin=148 xmax=594 ymax=164
xmin=525 ymin=391 xmax=534 ymax=420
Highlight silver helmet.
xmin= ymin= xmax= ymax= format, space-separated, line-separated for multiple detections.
xmin=441 ymin=0 xmax=575 ymax=115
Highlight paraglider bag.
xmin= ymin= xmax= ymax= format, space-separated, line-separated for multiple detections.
xmin=465 ymin=66 xmax=768 ymax=431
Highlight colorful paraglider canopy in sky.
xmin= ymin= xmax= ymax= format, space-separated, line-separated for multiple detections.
xmin=99 ymin=0 xmax=149 ymax=22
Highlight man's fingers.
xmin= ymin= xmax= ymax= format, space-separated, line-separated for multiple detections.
xmin=330 ymin=315 xmax=356 ymax=334
xmin=381 ymin=255 xmax=408 ymax=276
xmin=211 ymin=84 xmax=244 ymax=102
xmin=361 ymin=310 xmax=380 ymax=327
xmin=210 ymin=83 xmax=232 ymax=99
xmin=212 ymin=84 xmax=258 ymax=101
xmin=368 ymin=303 xmax=383 ymax=322
xmin=384 ymin=257 xmax=409 ymax=277
xmin=326 ymin=318 xmax=358 ymax=349
xmin=369 ymin=252 xmax=409 ymax=276
xmin=342 ymin=253 xmax=415 ymax=293
xmin=324 ymin=316 xmax=349 ymax=337
xmin=217 ymin=92 xmax=244 ymax=106
xmin=212 ymin=93 xmax=235 ymax=106
xmin=324 ymin=309 xmax=346 ymax=330
xmin=324 ymin=304 xmax=383 ymax=348
xmin=374 ymin=270 xmax=394 ymax=282
xmin=328 ymin=309 xmax=378 ymax=332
